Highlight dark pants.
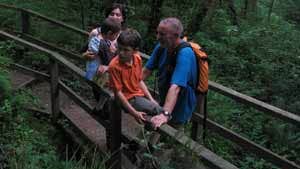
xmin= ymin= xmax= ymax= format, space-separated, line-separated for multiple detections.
xmin=128 ymin=96 xmax=163 ymax=116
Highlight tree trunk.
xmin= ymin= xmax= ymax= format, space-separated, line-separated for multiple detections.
xmin=226 ymin=0 xmax=239 ymax=26
xmin=186 ymin=0 xmax=217 ymax=36
xmin=268 ymin=0 xmax=276 ymax=21
xmin=205 ymin=0 xmax=218 ymax=28
xmin=242 ymin=0 xmax=257 ymax=18
xmin=241 ymin=0 xmax=250 ymax=18
xmin=77 ymin=0 xmax=85 ymax=30
xmin=249 ymin=0 xmax=257 ymax=13
xmin=145 ymin=0 xmax=163 ymax=45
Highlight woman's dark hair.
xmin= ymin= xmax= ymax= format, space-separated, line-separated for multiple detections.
xmin=105 ymin=3 xmax=127 ymax=26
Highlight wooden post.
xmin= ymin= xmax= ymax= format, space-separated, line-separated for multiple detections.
xmin=191 ymin=94 xmax=206 ymax=143
xmin=50 ymin=58 xmax=60 ymax=122
xmin=191 ymin=120 xmax=199 ymax=141
xmin=21 ymin=9 xmax=30 ymax=34
xmin=107 ymin=99 xmax=122 ymax=169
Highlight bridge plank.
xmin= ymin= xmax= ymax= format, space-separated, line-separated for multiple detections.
xmin=9 ymin=69 xmax=36 ymax=90
xmin=61 ymin=103 xmax=107 ymax=149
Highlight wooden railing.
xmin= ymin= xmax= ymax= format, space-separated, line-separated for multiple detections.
xmin=0 ymin=30 xmax=123 ymax=168
xmin=1 ymin=3 xmax=300 ymax=169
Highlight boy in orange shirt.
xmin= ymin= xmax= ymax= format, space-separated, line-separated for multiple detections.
xmin=109 ymin=28 xmax=163 ymax=123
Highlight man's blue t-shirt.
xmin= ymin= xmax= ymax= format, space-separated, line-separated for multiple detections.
xmin=145 ymin=42 xmax=197 ymax=123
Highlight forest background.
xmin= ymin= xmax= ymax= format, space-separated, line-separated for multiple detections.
xmin=0 ymin=0 xmax=300 ymax=169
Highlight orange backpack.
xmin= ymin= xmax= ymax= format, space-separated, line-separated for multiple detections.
xmin=184 ymin=40 xmax=209 ymax=94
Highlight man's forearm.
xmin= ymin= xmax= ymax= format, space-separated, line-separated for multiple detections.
xmin=163 ymin=84 xmax=180 ymax=113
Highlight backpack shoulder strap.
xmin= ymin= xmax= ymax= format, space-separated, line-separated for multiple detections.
xmin=170 ymin=41 xmax=192 ymax=67
xmin=153 ymin=46 xmax=165 ymax=68
xmin=176 ymin=41 xmax=191 ymax=51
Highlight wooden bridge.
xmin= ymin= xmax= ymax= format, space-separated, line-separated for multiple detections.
xmin=1 ymin=4 xmax=300 ymax=169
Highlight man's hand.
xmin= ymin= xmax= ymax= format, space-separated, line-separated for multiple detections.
xmin=97 ymin=65 xmax=108 ymax=74
xmin=151 ymin=113 xmax=168 ymax=129
xmin=133 ymin=111 xmax=147 ymax=124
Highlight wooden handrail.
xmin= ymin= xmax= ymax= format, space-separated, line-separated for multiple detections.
xmin=0 ymin=3 xmax=20 ymax=11
xmin=21 ymin=33 xmax=83 ymax=61
xmin=158 ymin=125 xmax=238 ymax=169
xmin=192 ymin=113 xmax=300 ymax=169
xmin=209 ymin=81 xmax=300 ymax=127
xmin=0 ymin=3 xmax=88 ymax=36
xmin=22 ymin=8 xmax=88 ymax=36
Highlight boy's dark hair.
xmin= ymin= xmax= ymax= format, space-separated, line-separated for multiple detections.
xmin=117 ymin=28 xmax=141 ymax=50
xmin=101 ymin=18 xmax=121 ymax=35
xmin=105 ymin=3 xmax=127 ymax=25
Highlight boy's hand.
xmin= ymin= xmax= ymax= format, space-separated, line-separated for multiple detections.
xmin=133 ymin=111 xmax=147 ymax=124
xmin=83 ymin=50 xmax=95 ymax=60
xmin=97 ymin=65 xmax=108 ymax=74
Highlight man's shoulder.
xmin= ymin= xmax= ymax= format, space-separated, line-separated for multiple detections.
xmin=175 ymin=45 xmax=196 ymax=66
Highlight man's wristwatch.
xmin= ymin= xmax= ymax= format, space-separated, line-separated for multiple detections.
xmin=161 ymin=111 xmax=172 ymax=120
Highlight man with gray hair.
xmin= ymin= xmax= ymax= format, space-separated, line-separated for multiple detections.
xmin=143 ymin=17 xmax=198 ymax=130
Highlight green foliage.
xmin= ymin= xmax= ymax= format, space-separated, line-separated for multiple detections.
xmin=0 ymin=74 xmax=11 ymax=99
xmin=0 ymin=89 xmax=107 ymax=169
xmin=195 ymin=7 xmax=300 ymax=167
xmin=195 ymin=8 xmax=300 ymax=113
xmin=238 ymin=156 xmax=276 ymax=169
xmin=0 ymin=7 xmax=18 ymax=30
xmin=0 ymin=41 xmax=12 ymax=98
xmin=20 ymin=51 xmax=49 ymax=70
